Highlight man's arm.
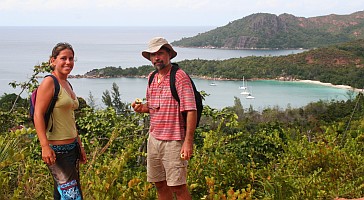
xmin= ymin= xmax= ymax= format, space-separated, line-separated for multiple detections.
xmin=181 ymin=110 xmax=197 ymax=160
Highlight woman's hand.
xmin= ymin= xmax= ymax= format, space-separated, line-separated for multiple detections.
xmin=79 ymin=146 xmax=87 ymax=164
xmin=42 ymin=145 xmax=56 ymax=165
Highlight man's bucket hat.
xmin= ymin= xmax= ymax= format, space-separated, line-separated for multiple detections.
xmin=142 ymin=37 xmax=177 ymax=60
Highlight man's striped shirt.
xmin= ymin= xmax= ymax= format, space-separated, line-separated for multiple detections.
xmin=147 ymin=69 xmax=196 ymax=141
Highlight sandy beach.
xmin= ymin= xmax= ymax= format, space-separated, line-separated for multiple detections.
xmin=297 ymin=80 xmax=363 ymax=93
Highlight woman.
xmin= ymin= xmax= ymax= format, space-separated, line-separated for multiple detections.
xmin=34 ymin=42 xmax=87 ymax=200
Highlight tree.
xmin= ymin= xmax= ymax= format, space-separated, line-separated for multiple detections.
xmin=111 ymin=83 xmax=123 ymax=114
xmin=102 ymin=82 xmax=131 ymax=114
xmin=87 ymin=91 xmax=97 ymax=109
xmin=8 ymin=62 xmax=52 ymax=113
xmin=102 ymin=90 xmax=112 ymax=108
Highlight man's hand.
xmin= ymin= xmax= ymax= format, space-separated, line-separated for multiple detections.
xmin=132 ymin=98 xmax=149 ymax=113
xmin=180 ymin=140 xmax=193 ymax=160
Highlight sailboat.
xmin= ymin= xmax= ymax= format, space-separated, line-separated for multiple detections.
xmin=240 ymin=88 xmax=249 ymax=95
xmin=239 ymin=76 xmax=247 ymax=90
xmin=245 ymin=86 xmax=255 ymax=99
xmin=209 ymin=75 xmax=217 ymax=86
xmin=246 ymin=93 xmax=255 ymax=99
xmin=240 ymin=77 xmax=250 ymax=95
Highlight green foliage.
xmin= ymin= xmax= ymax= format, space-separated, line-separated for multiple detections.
xmin=76 ymin=107 xmax=119 ymax=147
xmin=256 ymin=128 xmax=364 ymax=199
xmin=87 ymin=91 xmax=97 ymax=109
xmin=1 ymin=62 xmax=53 ymax=132
xmin=0 ymin=93 xmax=28 ymax=111
xmin=0 ymin=110 xmax=29 ymax=133
xmin=1 ymin=62 xmax=364 ymax=199
xmin=102 ymin=90 xmax=112 ymax=108
xmin=101 ymin=82 xmax=131 ymax=115
xmin=171 ymin=12 xmax=364 ymax=49
xmin=81 ymin=128 xmax=155 ymax=199
xmin=0 ymin=128 xmax=42 ymax=199
xmin=85 ymin=39 xmax=364 ymax=89
xmin=0 ymin=129 xmax=27 ymax=168
xmin=1 ymin=93 xmax=364 ymax=199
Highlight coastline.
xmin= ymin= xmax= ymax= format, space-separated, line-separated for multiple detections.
xmin=201 ymin=76 xmax=363 ymax=93
xmin=68 ymin=74 xmax=363 ymax=93
xmin=174 ymin=45 xmax=307 ymax=51
xmin=297 ymin=80 xmax=363 ymax=93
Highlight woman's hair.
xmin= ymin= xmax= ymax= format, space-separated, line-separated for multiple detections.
xmin=49 ymin=42 xmax=75 ymax=70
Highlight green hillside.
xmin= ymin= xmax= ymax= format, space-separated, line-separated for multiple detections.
xmin=83 ymin=39 xmax=364 ymax=89
xmin=1 ymin=59 xmax=364 ymax=200
xmin=2 ymin=38 xmax=364 ymax=200
xmin=171 ymin=11 xmax=364 ymax=49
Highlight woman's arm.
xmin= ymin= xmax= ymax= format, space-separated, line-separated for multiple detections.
xmin=33 ymin=77 xmax=56 ymax=165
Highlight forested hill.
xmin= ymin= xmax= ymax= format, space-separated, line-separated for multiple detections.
xmin=171 ymin=11 xmax=364 ymax=49
xmin=82 ymin=39 xmax=364 ymax=89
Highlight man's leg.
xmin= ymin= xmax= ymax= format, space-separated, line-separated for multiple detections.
xmin=155 ymin=180 xmax=173 ymax=200
xmin=171 ymin=184 xmax=192 ymax=200
xmin=162 ymin=140 xmax=190 ymax=199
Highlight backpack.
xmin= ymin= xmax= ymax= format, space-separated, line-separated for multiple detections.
xmin=29 ymin=74 xmax=60 ymax=132
xmin=148 ymin=63 xmax=203 ymax=128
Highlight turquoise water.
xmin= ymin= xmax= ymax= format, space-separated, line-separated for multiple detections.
xmin=0 ymin=26 xmax=351 ymax=110
xmin=70 ymin=77 xmax=351 ymax=110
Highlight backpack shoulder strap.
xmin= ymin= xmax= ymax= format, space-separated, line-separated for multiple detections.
xmin=148 ymin=70 xmax=158 ymax=87
xmin=45 ymin=74 xmax=60 ymax=107
xmin=170 ymin=63 xmax=197 ymax=103
xmin=44 ymin=74 xmax=60 ymax=130
xmin=67 ymin=80 xmax=73 ymax=90
xmin=149 ymin=63 xmax=181 ymax=103
xmin=170 ymin=63 xmax=180 ymax=103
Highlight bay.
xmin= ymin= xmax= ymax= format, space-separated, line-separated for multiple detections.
xmin=71 ymin=78 xmax=351 ymax=111
xmin=0 ymin=26 xmax=351 ymax=110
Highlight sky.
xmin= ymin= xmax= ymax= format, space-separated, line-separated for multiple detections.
xmin=0 ymin=0 xmax=363 ymax=27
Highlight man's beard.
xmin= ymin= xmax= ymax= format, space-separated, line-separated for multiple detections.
xmin=154 ymin=61 xmax=166 ymax=71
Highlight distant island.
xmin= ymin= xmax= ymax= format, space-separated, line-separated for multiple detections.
xmin=75 ymin=39 xmax=364 ymax=90
xmin=171 ymin=11 xmax=364 ymax=49
xmin=69 ymin=11 xmax=364 ymax=91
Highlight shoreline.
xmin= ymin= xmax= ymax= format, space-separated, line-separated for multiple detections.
xmin=297 ymin=80 xmax=363 ymax=93
xmin=174 ymin=45 xmax=307 ymax=51
xmin=199 ymin=76 xmax=363 ymax=92
xmin=68 ymin=74 xmax=363 ymax=93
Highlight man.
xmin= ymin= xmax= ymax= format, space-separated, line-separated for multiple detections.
xmin=132 ymin=37 xmax=197 ymax=200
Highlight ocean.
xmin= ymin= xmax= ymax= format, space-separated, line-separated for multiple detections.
xmin=0 ymin=26 xmax=352 ymax=110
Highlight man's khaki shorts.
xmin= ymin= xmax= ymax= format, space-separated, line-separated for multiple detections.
xmin=147 ymin=135 xmax=188 ymax=186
